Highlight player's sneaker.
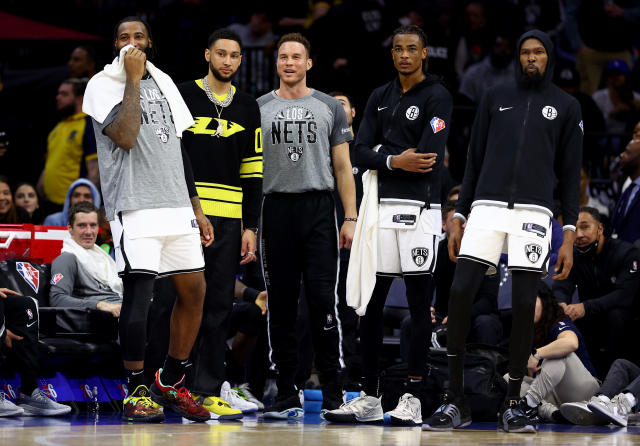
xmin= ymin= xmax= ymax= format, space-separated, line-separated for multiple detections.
xmin=498 ymin=398 xmax=537 ymax=433
xmin=588 ymin=393 xmax=634 ymax=427
xmin=220 ymin=381 xmax=258 ymax=414
xmin=192 ymin=393 xmax=243 ymax=420
xmin=560 ymin=400 xmax=606 ymax=425
xmin=422 ymin=392 xmax=472 ymax=431
xmin=122 ymin=385 xmax=165 ymax=423
xmin=0 ymin=392 xmax=23 ymax=417
xmin=323 ymin=392 xmax=383 ymax=423
xmin=234 ymin=383 xmax=264 ymax=411
xmin=15 ymin=388 xmax=71 ymax=416
xmin=149 ymin=369 xmax=210 ymax=422
xmin=386 ymin=393 xmax=422 ymax=426
xmin=262 ymin=393 xmax=304 ymax=420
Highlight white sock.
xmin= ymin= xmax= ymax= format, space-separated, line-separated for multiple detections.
xmin=525 ymin=393 xmax=538 ymax=408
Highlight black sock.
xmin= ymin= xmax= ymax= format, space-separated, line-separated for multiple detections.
xmin=160 ymin=355 xmax=188 ymax=386
xmin=447 ymin=354 xmax=465 ymax=398
xmin=407 ymin=378 xmax=422 ymax=397
xmin=363 ymin=375 xmax=379 ymax=397
xmin=127 ymin=369 xmax=146 ymax=393
xmin=507 ymin=375 xmax=523 ymax=401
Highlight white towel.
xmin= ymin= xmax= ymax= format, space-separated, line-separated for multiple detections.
xmin=62 ymin=238 xmax=123 ymax=296
xmin=82 ymin=44 xmax=194 ymax=136
xmin=346 ymin=170 xmax=379 ymax=316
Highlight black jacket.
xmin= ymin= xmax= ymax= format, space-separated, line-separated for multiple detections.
xmin=355 ymin=74 xmax=453 ymax=206
xmin=456 ymin=30 xmax=583 ymax=229
xmin=552 ymin=238 xmax=640 ymax=316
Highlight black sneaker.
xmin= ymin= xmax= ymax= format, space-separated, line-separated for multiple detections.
xmin=498 ymin=398 xmax=537 ymax=433
xmin=422 ymin=392 xmax=472 ymax=431
xmin=262 ymin=393 xmax=304 ymax=420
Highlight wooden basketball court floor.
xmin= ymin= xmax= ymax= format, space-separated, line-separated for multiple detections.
xmin=2 ymin=413 xmax=640 ymax=446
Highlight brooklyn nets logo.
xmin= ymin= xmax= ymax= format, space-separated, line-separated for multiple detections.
xmin=155 ymin=126 xmax=170 ymax=143
xmin=541 ymin=106 xmax=558 ymax=120
xmin=412 ymin=248 xmax=429 ymax=267
xmin=406 ymin=106 xmax=420 ymax=120
xmin=288 ymin=146 xmax=303 ymax=162
xmin=524 ymin=243 xmax=542 ymax=263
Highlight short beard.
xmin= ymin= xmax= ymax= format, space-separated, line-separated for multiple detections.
xmin=522 ymin=68 xmax=544 ymax=86
xmin=210 ymin=61 xmax=235 ymax=83
xmin=57 ymin=104 xmax=76 ymax=119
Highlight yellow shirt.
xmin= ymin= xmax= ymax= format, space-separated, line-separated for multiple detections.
xmin=44 ymin=112 xmax=97 ymax=204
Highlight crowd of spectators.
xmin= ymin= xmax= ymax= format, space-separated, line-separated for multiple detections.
xmin=0 ymin=0 xmax=640 ymax=424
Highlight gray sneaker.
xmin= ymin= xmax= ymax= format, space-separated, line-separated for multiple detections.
xmin=234 ymin=383 xmax=264 ymax=411
xmin=0 ymin=392 xmax=24 ymax=417
xmin=323 ymin=392 xmax=383 ymax=423
xmin=588 ymin=393 xmax=634 ymax=427
xmin=386 ymin=393 xmax=422 ymax=426
xmin=560 ymin=400 xmax=606 ymax=425
xmin=16 ymin=389 xmax=71 ymax=416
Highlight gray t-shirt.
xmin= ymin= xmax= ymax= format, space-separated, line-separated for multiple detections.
xmin=257 ymin=89 xmax=352 ymax=194
xmin=92 ymin=77 xmax=191 ymax=220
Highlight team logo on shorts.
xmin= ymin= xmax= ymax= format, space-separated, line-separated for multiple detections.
xmin=412 ymin=248 xmax=429 ymax=267
xmin=288 ymin=146 xmax=303 ymax=162
xmin=155 ymin=126 xmax=170 ymax=143
xmin=16 ymin=262 xmax=39 ymax=293
xmin=406 ymin=106 xmax=420 ymax=120
xmin=541 ymin=106 xmax=558 ymax=120
xmin=430 ymin=117 xmax=446 ymax=133
xmin=524 ymin=243 xmax=542 ymax=264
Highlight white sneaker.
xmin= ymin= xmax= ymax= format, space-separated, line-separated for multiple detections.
xmin=15 ymin=389 xmax=71 ymax=416
xmin=234 ymin=383 xmax=264 ymax=411
xmin=588 ymin=393 xmax=634 ymax=427
xmin=560 ymin=400 xmax=606 ymax=425
xmin=0 ymin=392 xmax=24 ymax=417
xmin=323 ymin=391 xmax=383 ymax=423
xmin=386 ymin=393 xmax=422 ymax=426
xmin=220 ymin=381 xmax=259 ymax=414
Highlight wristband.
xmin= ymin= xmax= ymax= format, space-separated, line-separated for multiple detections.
xmin=245 ymin=227 xmax=258 ymax=234
xmin=533 ymin=350 xmax=542 ymax=361
xmin=344 ymin=217 xmax=357 ymax=222
xmin=452 ymin=212 xmax=467 ymax=224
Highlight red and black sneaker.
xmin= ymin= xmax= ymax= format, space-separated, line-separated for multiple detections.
xmin=149 ymin=369 xmax=210 ymax=422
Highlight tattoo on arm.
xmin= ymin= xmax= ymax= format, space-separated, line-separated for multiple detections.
xmin=104 ymin=80 xmax=141 ymax=150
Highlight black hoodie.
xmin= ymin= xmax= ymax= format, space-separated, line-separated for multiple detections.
xmin=456 ymin=30 xmax=583 ymax=229
xmin=354 ymin=73 xmax=453 ymax=207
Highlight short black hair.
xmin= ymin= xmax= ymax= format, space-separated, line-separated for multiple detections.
xmin=277 ymin=33 xmax=311 ymax=57
xmin=61 ymin=77 xmax=89 ymax=97
xmin=207 ymin=28 xmax=243 ymax=51
xmin=579 ymin=206 xmax=602 ymax=223
xmin=392 ymin=25 xmax=428 ymax=48
xmin=68 ymin=201 xmax=99 ymax=227
xmin=441 ymin=200 xmax=456 ymax=220
xmin=112 ymin=16 xmax=156 ymax=59
xmin=329 ymin=91 xmax=354 ymax=108
xmin=75 ymin=45 xmax=97 ymax=63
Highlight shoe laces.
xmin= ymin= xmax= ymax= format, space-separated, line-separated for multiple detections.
xmin=436 ymin=403 xmax=460 ymax=421
xmin=612 ymin=394 xmax=633 ymax=415
xmin=226 ymin=387 xmax=244 ymax=401
xmin=0 ymin=391 xmax=7 ymax=402
xmin=134 ymin=395 xmax=156 ymax=408
xmin=238 ymin=384 xmax=256 ymax=400
xmin=396 ymin=395 xmax=414 ymax=412
xmin=176 ymin=386 xmax=198 ymax=406
xmin=503 ymin=403 xmax=525 ymax=423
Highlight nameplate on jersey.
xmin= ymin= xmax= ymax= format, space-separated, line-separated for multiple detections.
xmin=522 ymin=223 xmax=546 ymax=238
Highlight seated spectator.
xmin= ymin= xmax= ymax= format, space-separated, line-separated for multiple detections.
xmin=228 ymin=11 xmax=278 ymax=48
xmin=580 ymin=167 xmax=609 ymax=218
xmin=610 ymin=138 xmax=640 ymax=244
xmin=0 ymin=176 xmax=30 ymax=224
xmin=401 ymin=201 xmax=502 ymax=352
xmin=592 ymin=59 xmax=640 ymax=135
xmin=553 ymin=207 xmax=640 ymax=376
xmin=13 ymin=182 xmax=45 ymax=225
xmin=43 ymin=179 xmax=100 ymax=227
xmin=49 ymin=202 xmax=122 ymax=316
xmin=454 ymin=1 xmax=492 ymax=79
xmin=459 ymin=32 xmax=515 ymax=104
xmin=0 ymin=287 xmax=71 ymax=416
xmin=67 ymin=46 xmax=97 ymax=79
xmin=516 ymin=281 xmax=598 ymax=423
xmin=561 ymin=358 xmax=640 ymax=427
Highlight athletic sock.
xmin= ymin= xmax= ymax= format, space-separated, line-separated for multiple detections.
xmin=447 ymin=353 xmax=465 ymax=398
xmin=507 ymin=375 xmax=523 ymax=400
xmin=160 ymin=356 xmax=188 ymax=386
xmin=127 ymin=369 xmax=146 ymax=392
xmin=363 ymin=375 xmax=379 ymax=397
xmin=406 ymin=378 xmax=422 ymax=397
xmin=19 ymin=371 xmax=38 ymax=396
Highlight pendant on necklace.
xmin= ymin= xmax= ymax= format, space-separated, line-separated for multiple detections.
xmin=213 ymin=120 xmax=223 ymax=137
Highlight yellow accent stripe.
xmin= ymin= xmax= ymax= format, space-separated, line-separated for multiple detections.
xmin=201 ymin=199 xmax=242 ymax=219
xmin=239 ymin=161 xmax=263 ymax=175
xmin=239 ymin=174 xmax=263 ymax=179
xmin=196 ymin=186 xmax=243 ymax=203
xmin=195 ymin=182 xmax=242 ymax=191
xmin=85 ymin=153 xmax=98 ymax=161
xmin=242 ymin=156 xmax=263 ymax=163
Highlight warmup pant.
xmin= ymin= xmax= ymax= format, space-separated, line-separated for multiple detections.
xmin=0 ymin=294 xmax=39 ymax=394
xmin=262 ymin=191 xmax=343 ymax=396
xmin=599 ymin=359 xmax=640 ymax=403
xmin=190 ymin=216 xmax=241 ymax=396
xmin=513 ymin=353 xmax=600 ymax=420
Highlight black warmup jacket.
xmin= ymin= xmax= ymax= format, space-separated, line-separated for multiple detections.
xmin=552 ymin=238 xmax=640 ymax=317
xmin=355 ymin=74 xmax=453 ymax=207
xmin=456 ymin=30 xmax=583 ymax=229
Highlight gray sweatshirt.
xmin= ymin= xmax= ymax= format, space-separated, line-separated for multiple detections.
xmin=49 ymin=252 xmax=122 ymax=309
